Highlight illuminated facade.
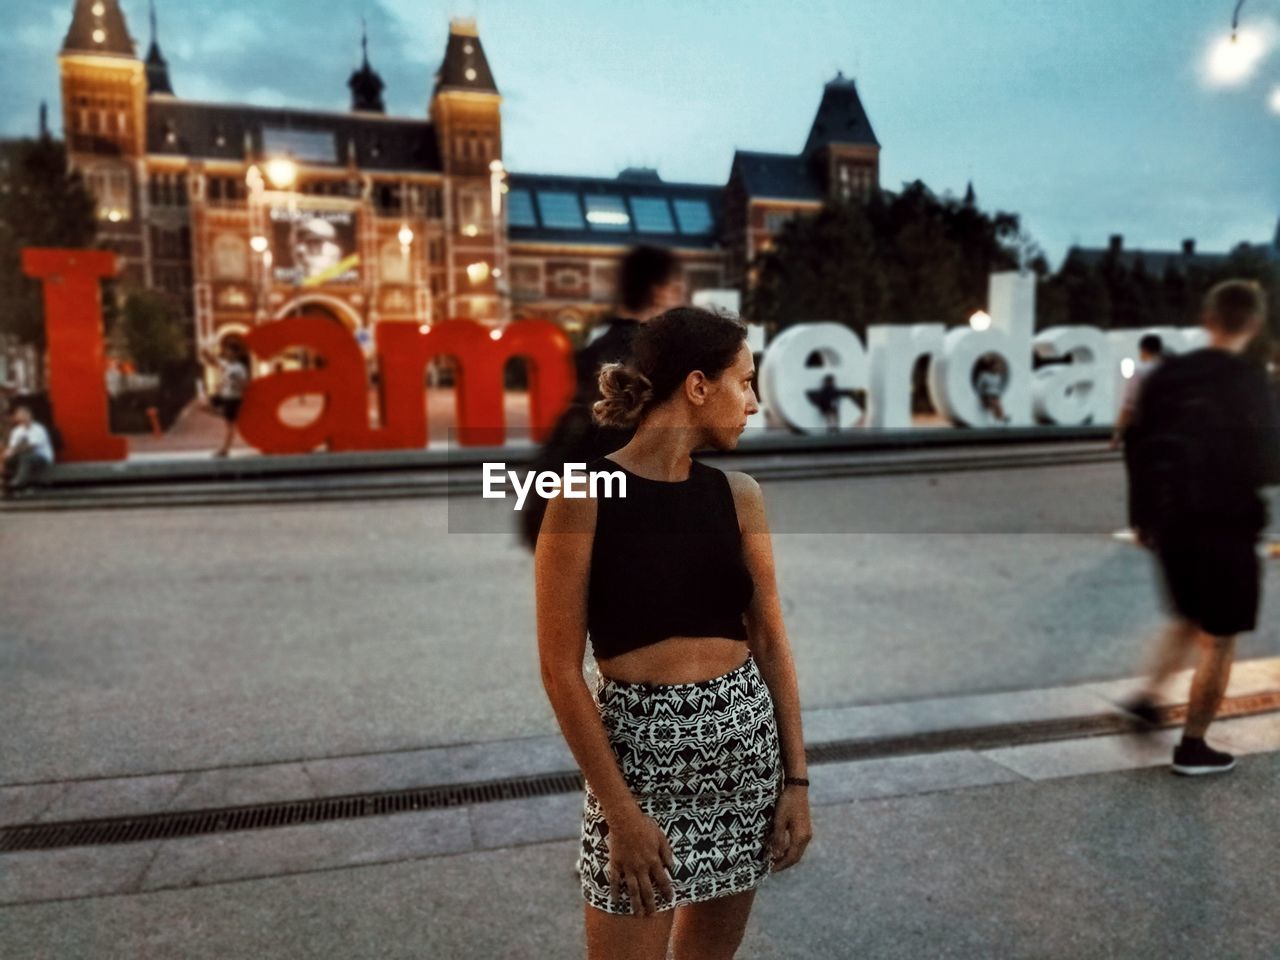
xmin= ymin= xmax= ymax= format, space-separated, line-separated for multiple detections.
xmin=56 ymin=1 xmax=881 ymax=346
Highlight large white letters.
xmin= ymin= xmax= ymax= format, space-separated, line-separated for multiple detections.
xmin=759 ymin=322 xmax=869 ymax=432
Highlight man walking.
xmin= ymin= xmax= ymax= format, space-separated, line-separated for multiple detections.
xmin=2 ymin=404 xmax=55 ymax=497
xmin=1124 ymin=280 xmax=1280 ymax=775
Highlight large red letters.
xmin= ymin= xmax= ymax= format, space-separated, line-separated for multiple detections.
xmin=24 ymin=248 xmax=576 ymax=461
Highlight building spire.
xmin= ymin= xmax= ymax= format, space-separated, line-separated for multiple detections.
xmin=38 ymin=101 xmax=49 ymax=141
xmin=62 ymin=0 xmax=137 ymax=57
xmin=348 ymin=16 xmax=386 ymax=113
xmin=144 ymin=0 xmax=174 ymax=95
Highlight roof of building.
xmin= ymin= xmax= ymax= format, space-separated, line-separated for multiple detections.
xmin=433 ymin=19 xmax=499 ymax=96
xmin=63 ymin=0 xmax=136 ymax=58
xmin=803 ymin=74 xmax=880 ymax=154
xmin=729 ymin=150 xmax=824 ymax=202
xmin=506 ymin=171 xmax=723 ymax=249
xmin=348 ymin=25 xmax=386 ymax=113
xmin=144 ymin=4 xmax=173 ymax=96
xmin=145 ymin=100 xmax=441 ymax=172
xmin=1065 ymin=241 xmax=1230 ymax=275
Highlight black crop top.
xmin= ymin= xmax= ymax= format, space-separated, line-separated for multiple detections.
xmin=586 ymin=456 xmax=755 ymax=660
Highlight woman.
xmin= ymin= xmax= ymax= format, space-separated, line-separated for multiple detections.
xmin=535 ymin=307 xmax=812 ymax=960
xmin=200 ymin=339 xmax=249 ymax=458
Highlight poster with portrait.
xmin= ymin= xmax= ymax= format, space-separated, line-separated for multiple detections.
xmin=270 ymin=207 xmax=359 ymax=286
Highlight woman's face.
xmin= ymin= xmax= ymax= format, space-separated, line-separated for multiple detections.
xmin=698 ymin=341 xmax=759 ymax=450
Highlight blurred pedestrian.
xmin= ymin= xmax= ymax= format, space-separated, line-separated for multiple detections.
xmin=806 ymin=373 xmax=858 ymax=433
xmin=536 ymin=306 xmax=811 ymax=958
xmin=1110 ymin=334 xmax=1164 ymax=450
xmin=520 ymin=245 xmax=686 ymax=550
xmin=2 ymin=404 xmax=55 ymax=497
xmin=201 ymin=339 xmax=250 ymax=459
xmin=1122 ymin=280 xmax=1280 ymax=775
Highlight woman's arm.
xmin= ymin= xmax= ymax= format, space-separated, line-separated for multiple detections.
xmin=728 ymin=470 xmax=813 ymax=873
xmin=535 ymin=492 xmax=676 ymax=913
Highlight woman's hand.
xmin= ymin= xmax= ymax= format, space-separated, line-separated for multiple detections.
xmin=768 ymin=786 xmax=813 ymax=872
xmin=606 ymin=809 xmax=677 ymax=916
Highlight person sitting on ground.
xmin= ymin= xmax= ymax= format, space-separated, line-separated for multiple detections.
xmin=2 ymin=404 xmax=55 ymax=497
xmin=973 ymin=355 xmax=1010 ymax=424
xmin=1122 ymin=279 xmax=1280 ymax=776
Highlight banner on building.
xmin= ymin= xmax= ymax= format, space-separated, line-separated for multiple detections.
xmin=270 ymin=207 xmax=359 ymax=286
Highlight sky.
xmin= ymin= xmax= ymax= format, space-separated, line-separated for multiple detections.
xmin=2 ymin=0 xmax=1278 ymax=266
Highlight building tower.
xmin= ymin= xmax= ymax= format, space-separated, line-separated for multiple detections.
xmin=59 ymin=0 xmax=148 ymax=280
xmin=348 ymin=20 xmax=386 ymax=113
xmin=429 ymin=18 xmax=505 ymax=323
xmin=803 ymin=72 xmax=880 ymax=202
xmin=144 ymin=1 xmax=174 ymax=97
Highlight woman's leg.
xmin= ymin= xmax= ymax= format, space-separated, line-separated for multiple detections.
xmin=584 ymin=902 xmax=675 ymax=960
xmin=671 ymin=888 xmax=758 ymax=960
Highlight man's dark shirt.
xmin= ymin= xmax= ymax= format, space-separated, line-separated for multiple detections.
xmin=1127 ymin=348 xmax=1280 ymax=535
xmin=519 ymin=316 xmax=639 ymax=549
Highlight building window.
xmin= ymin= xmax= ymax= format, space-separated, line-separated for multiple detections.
xmin=672 ymin=199 xmax=713 ymax=235
xmin=510 ymin=262 xmax=542 ymax=298
xmin=375 ymin=181 xmax=402 ymax=214
xmin=591 ymin=263 xmax=618 ymax=300
xmin=629 ymin=197 xmax=675 ymax=234
xmin=507 ymin=189 xmax=537 ymax=228
xmin=457 ymin=188 xmax=489 ymax=235
xmin=763 ymin=210 xmax=795 ymax=233
xmin=584 ymin=195 xmax=630 ymax=232
xmin=536 ymin=191 xmax=584 ymax=230
xmin=213 ymin=234 xmax=249 ymax=280
xmin=84 ymin=166 xmax=131 ymax=222
xmin=424 ymin=186 xmax=443 ymax=219
xmin=381 ymin=239 xmax=411 ymax=284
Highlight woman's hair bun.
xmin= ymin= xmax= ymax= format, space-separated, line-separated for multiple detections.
xmin=592 ymin=363 xmax=653 ymax=427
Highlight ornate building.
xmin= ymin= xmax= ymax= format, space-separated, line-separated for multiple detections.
xmin=56 ymin=1 xmax=881 ymax=348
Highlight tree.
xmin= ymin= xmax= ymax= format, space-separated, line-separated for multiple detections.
xmin=118 ymin=289 xmax=189 ymax=373
xmin=0 ymin=137 xmax=97 ymax=353
xmin=749 ymin=180 xmax=1032 ymax=335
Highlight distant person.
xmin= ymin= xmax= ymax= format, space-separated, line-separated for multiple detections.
xmin=2 ymin=404 xmax=55 ymax=497
xmin=806 ymin=373 xmax=858 ymax=433
xmin=1110 ymin=333 xmax=1164 ymax=450
xmin=1122 ymin=280 xmax=1280 ymax=775
xmin=201 ymin=339 xmax=250 ymax=459
xmin=536 ymin=307 xmax=810 ymax=955
xmin=519 ymin=245 xmax=686 ymax=550
xmin=973 ymin=355 xmax=1010 ymax=425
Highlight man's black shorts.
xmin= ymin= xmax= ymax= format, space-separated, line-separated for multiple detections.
xmin=1155 ymin=527 xmax=1260 ymax=636
xmin=212 ymin=397 xmax=242 ymax=423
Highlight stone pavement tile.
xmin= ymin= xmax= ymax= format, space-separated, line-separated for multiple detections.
xmin=809 ymin=750 xmax=1024 ymax=807
xmin=0 ymin=783 xmax=66 ymax=827
xmin=801 ymin=685 xmax=1112 ymax=745
xmin=301 ymin=736 xmax=575 ymax=798
xmin=1211 ymin=712 xmax=1280 ymax=754
xmin=38 ymin=773 xmax=186 ymax=824
xmin=1084 ymin=656 xmax=1280 ymax=706
xmin=165 ymin=763 xmax=314 ymax=813
xmin=980 ymin=728 xmax=1181 ymax=781
xmin=467 ymin=792 xmax=584 ymax=851
xmin=138 ymin=807 xmax=473 ymax=893
xmin=0 ymin=842 xmax=163 ymax=906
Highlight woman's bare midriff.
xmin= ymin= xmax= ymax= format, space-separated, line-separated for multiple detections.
xmin=596 ymin=636 xmax=749 ymax=685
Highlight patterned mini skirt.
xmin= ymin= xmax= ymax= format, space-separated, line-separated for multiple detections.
xmin=579 ymin=653 xmax=784 ymax=915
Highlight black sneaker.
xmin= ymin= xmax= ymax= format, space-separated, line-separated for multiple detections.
xmin=1171 ymin=739 xmax=1236 ymax=776
xmin=1120 ymin=695 xmax=1161 ymax=732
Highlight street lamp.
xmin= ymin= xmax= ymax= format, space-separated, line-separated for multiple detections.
xmin=1208 ymin=0 xmax=1274 ymax=86
xmin=250 ymin=235 xmax=269 ymax=254
xmin=969 ymin=310 xmax=992 ymax=332
xmin=265 ymin=156 xmax=298 ymax=190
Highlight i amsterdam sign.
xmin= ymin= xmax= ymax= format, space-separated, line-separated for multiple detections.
xmin=25 ymin=249 xmax=1204 ymax=463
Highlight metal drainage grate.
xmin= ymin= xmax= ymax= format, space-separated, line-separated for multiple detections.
xmin=4 ymin=690 xmax=1277 ymax=854
xmin=0 ymin=770 xmax=585 ymax=854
